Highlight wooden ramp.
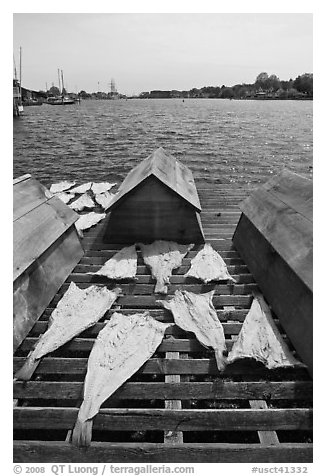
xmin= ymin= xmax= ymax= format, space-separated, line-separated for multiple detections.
xmin=13 ymin=182 xmax=312 ymax=463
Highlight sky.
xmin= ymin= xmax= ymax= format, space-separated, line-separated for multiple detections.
xmin=13 ymin=13 xmax=313 ymax=95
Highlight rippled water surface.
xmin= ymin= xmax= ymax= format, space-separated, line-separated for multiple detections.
xmin=13 ymin=99 xmax=313 ymax=189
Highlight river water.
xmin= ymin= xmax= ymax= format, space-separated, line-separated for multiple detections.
xmin=13 ymin=98 xmax=313 ymax=189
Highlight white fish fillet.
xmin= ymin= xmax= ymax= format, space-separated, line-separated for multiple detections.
xmin=227 ymin=293 xmax=300 ymax=369
xmin=69 ymin=193 xmax=96 ymax=212
xmin=185 ymin=243 xmax=236 ymax=283
xmin=91 ymin=182 xmax=116 ymax=195
xmin=55 ymin=191 xmax=75 ymax=204
xmin=158 ymin=289 xmax=227 ymax=371
xmin=15 ymin=283 xmax=121 ymax=380
xmin=70 ymin=182 xmax=93 ymax=194
xmin=88 ymin=245 xmax=137 ymax=280
xmin=71 ymin=312 xmax=169 ymax=447
xmin=75 ymin=212 xmax=106 ymax=237
xmin=95 ymin=191 xmax=116 ymax=210
xmin=139 ymin=241 xmax=194 ymax=294
xmin=50 ymin=181 xmax=76 ymax=193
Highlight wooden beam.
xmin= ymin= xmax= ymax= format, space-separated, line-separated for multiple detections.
xmin=164 ymin=351 xmax=183 ymax=444
xmin=13 ymin=441 xmax=313 ymax=463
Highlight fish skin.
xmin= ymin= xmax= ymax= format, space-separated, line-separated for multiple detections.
xmin=70 ymin=182 xmax=93 ymax=194
xmin=139 ymin=241 xmax=194 ymax=294
xmin=55 ymin=191 xmax=75 ymax=204
xmin=75 ymin=212 xmax=106 ymax=237
xmin=185 ymin=243 xmax=236 ymax=283
xmin=50 ymin=181 xmax=76 ymax=193
xmin=227 ymin=293 xmax=301 ymax=369
xmin=158 ymin=289 xmax=227 ymax=371
xmin=71 ymin=312 xmax=169 ymax=447
xmin=88 ymin=245 xmax=138 ymax=280
xmin=91 ymin=182 xmax=116 ymax=195
xmin=95 ymin=191 xmax=116 ymax=210
xmin=14 ymin=283 xmax=121 ymax=381
xmin=69 ymin=193 xmax=96 ymax=212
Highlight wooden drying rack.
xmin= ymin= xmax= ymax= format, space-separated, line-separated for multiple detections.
xmin=13 ymin=182 xmax=312 ymax=463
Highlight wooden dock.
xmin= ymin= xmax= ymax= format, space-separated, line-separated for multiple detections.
xmin=13 ymin=182 xmax=313 ymax=463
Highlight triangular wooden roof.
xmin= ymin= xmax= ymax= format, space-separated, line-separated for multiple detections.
xmin=107 ymin=147 xmax=201 ymax=212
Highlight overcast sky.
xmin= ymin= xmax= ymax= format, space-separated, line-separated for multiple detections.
xmin=13 ymin=13 xmax=312 ymax=95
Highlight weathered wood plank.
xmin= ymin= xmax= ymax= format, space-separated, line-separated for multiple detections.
xmin=50 ymin=293 xmax=253 ymax=308
xmin=14 ymin=176 xmax=53 ymax=222
xmin=13 ymin=441 xmax=313 ymax=463
xmin=250 ymin=400 xmax=279 ymax=445
xmin=13 ymin=357 xmax=308 ymax=377
xmin=164 ymin=351 xmax=183 ymax=444
xmin=13 ymin=381 xmax=313 ymax=401
xmin=61 ymin=278 xmax=257 ymax=295
xmin=13 ymin=407 xmax=313 ymax=431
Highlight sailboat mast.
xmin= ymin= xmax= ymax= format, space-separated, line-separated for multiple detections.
xmin=61 ymin=70 xmax=65 ymax=96
xmin=58 ymin=69 xmax=61 ymax=94
xmin=13 ymin=55 xmax=18 ymax=81
xmin=19 ymin=47 xmax=22 ymax=96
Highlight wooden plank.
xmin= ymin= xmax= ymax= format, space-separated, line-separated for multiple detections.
xmin=85 ymin=239 xmax=236 ymax=251
xmin=164 ymin=351 xmax=183 ymax=444
xmin=13 ymin=381 xmax=313 ymax=401
xmin=14 ymin=176 xmax=53 ymax=221
xmin=34 ymin=308 xmax=250 ymax=327
xmin=13 ymin=357 xmax=309 ymax=377
xmin=13 ymin=227 xmax=84 ymax=352
xmin=13 ymin=407 xmax=312 ymax=431
xmin=61 ymin=279 xmax=257 ymax=295
xmin=233 ymin=214 xmax=312 ymax=376
xmin=13 ymin=441 xmax=313 ymax=463
xmin=50 ymin=293 xmax=253 ymax=309
xmin=14 ymin=196 xmax=80 ymax=281
xmin=250 ymin=400 xmax=279 ymax=445
xmin=13 ymin=173 xmax=31 ymax=185
xmin=20 ymin=336 xmax=292 ymax=355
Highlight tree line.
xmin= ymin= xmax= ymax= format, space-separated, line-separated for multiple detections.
xmin=139 ymin=72 xmax=313 ymax=100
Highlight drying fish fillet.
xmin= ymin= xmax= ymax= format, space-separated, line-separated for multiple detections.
xmin=139 ymin=241 xmax=194 ymax=294
xmin=70 ymin=182 xmax=93 ymax=194
xmin=50 ymin=181 xmax=76 ymax=194
xmin=55 ymin=191 xmax=75 ymax=204
xmin=185 ymin=243 xmax=236 ymax=283
xmin=71 ymin=312 xmax=169 ymax=447
xmin=95 ymin=191 xmax=116 ymax=210
xmin=91 ymin=182 xmax=116 ymax=195
xmin=88 ymin=245 xmax=137 ymax=280
xmin=15 ymin=283 xmax=121 ymax=381
xmin=158 ymin=289 xmax=227 ymax=371
xmin=75 ymin=212 xmax=106 ymax=237
xmin=69 ymin=193 xmax=96 ymax=212
xmin=227 ymin=293 xmax=300 ymax=369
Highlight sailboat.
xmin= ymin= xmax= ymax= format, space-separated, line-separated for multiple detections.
xmin=47 ymin=69 xmax=76 ymax=105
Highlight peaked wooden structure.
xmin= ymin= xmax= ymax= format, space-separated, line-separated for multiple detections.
xmin=104 ymin=147 xmax=205 ymax=243
xmin=233 ymin=169 xmax=313 ymax=375
xmin=13 ymin=174 xmax=84 ymax=352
